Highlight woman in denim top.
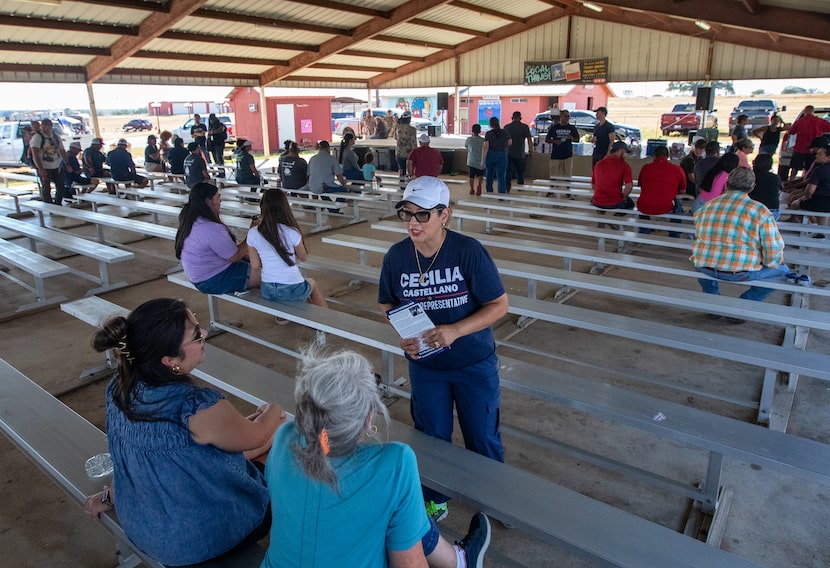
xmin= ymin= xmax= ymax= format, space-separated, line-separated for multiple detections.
xmin=83 ymin=298 xmax=286 ymax=566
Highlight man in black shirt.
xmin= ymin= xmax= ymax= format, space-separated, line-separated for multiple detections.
xmin=190 ymin=114 xmax=209 ymax=163
xmin=545 ymin=110 xmax=580 ymax=179
xmin=504 ymin=111 xmax=533 ymax=191
xmin=167 ymin=137 xmax=189 ymax=175
xmin=591 ymin=106 xmax=616 ymax=168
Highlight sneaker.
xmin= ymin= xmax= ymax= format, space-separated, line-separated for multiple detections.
xmin=798 ymin=274 xmax=812 ymax=287
xmin=811 ymin=233 xmax=826 ymax=239
xmin=786 ymin=272 xmax=799 ymax=284
xmin=425 ymin=500 xmax=448 ymax=523
xmin=456 ymin=512 xmax=491 ymax=568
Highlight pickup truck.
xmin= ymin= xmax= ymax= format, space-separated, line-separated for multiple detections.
xmin=659 ymin=103 xmax=718 ymax=136
xmin=728 ymin=99 xmax=786 ymax=131
xmin=0 ymin=121 xmax=94 ymax=168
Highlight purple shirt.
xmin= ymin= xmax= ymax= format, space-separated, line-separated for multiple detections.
xmin=180 ymin=217 xmax=238 ymax=283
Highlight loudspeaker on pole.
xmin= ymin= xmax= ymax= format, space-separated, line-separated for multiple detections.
xmin=437 ymin=92 xmax=449 ymax=110
xmin=695 ymin=87 xmax=714 ymax=111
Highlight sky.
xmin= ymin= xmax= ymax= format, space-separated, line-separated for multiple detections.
xmin=0 ymin=78 xmax=828 ymax=111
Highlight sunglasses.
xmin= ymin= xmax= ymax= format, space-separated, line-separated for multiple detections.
xmin=183 ymin=323 xmax=207 ymax=347
xmin=397 ymin=208 xmax=444 ymax=223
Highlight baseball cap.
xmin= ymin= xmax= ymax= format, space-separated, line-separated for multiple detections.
xmin=401 ymin=111 xmax=412 ymax=119
xmin=395 ymin=176 xmax=450 ymax=210
xmin=242 ymin=139 xmax=252 ymax=147
xmin=611 ymin=140 xmax=628 ymax=152
xmin=91 ymin=137 xmax=103 ymax=145
xmin=117 ymin=138 xmax=128 ymax=146
xmin=69 ymin=141 xmax=82 ymax=149
xmin=809 ymin=136 xmax=830 ymax=149
xmin=418 ymin=133 xmax=430 ymax=143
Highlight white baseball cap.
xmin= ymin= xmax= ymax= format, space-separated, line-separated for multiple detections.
xmin=396 ymin=176 xmax=450 ymax=210
xmin=418 ymin=133 xmax=430 ymax=143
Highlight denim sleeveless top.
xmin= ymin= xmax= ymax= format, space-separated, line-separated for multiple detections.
xmin=106 ymin=379 xmax=269 ymax=566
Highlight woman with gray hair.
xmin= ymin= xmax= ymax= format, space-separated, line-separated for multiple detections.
xmin=261 ymin=347 xmax=491 ymax=568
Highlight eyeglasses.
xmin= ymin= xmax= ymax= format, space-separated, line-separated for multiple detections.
xmin=397 ymin=208 xmax=444 ymax=223
xmin=183 ymin=324 xmax=207 ymax=347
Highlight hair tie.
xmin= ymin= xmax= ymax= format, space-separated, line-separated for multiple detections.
xmin=319 ymin=428 xmax=330 ymax=456
xmin=116 ymin=338 xmax=134 ymax=363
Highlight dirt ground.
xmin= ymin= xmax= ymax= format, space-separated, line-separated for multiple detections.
xmin=1 ymin=172 xmax=829 ymax=566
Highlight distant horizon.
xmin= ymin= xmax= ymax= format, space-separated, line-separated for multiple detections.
xmin=0 ymin=78 xmax=827 ymax=112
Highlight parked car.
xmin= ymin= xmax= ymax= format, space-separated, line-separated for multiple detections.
xmin=728 ymin=99 xmax=786 ymax=131
xmin=778 ymin=106 xmax=830 ymax=177
xmin=531 ymin=110 xmax=642 ymax=157
xmin=0 ymin=120 xmax=94 ymax=167
xmin=659 ymin=103 xmax=718 ymax=136
xmin=530 ymin=109 xmax=599 ymax=140
xmin=172 ymin=115 xmax=235 ymax=143
xmin=122 ymin=119 xmax=153 ymax=132
xmin=333 ymin=108 xmax=431 ymax=137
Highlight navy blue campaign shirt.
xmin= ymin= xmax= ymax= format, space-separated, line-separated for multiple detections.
xmin=379 ymin=230 xmax=505 ymax=370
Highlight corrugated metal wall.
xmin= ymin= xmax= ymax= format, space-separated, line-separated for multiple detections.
xmin=376 ymin=15 xmax=828 ymax=89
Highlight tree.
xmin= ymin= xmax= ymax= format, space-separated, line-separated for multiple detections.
xmin=752 ymin=89 xmax=766 ymax=96
xmin=667 ymin=81 xmax=734 ymax=95
xmin=781 ymin=86 xmax=806 ymax=94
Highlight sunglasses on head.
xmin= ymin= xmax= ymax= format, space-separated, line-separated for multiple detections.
xmin=397 ymin=208 xmax=444 ymax=223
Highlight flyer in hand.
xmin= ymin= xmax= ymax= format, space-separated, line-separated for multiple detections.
xmin=386 ymin=301 xmax=447 ymax=359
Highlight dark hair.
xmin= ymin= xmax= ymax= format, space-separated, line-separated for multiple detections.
xmin=257 ymin=189 xmax=303 ymax=266
xmin=318 ymin=140 xmax=330 ymax=150
xmin=489 ymin=116 xmax=501 ymax=131
xmin=174 ymin=183 xmax=233 ymax=258
xmin=704 ymin=141 xmax=720 ymax=155
xmin=364 ymin=151 xmax=374 ymax=163
xmin=147 ymin=134 xmax=156 ymax=143
xmin=471 ymin=124 xmax=481 ymax=134
xmin=173 ymin=136 xmax=184 ymax=147
xmin=339 ymin=133 xmax=355 ymax=164
xmin=694 ymin=139 xmax=708 ymax=149
xmin=187 ymin=141 xmax=199 ymax=152
xmin=283 ymin=139 xmax=294 ymax=152
xmin=737 ymin=114 xmax=748 ymax=123
xmin=92 ymin=298 xmax=192 ymax=421
xmin=289 ymin=142 xmax=300 ymax=154
xmin=700 ymin=153 xmax=740 ymax=192
xmin=596 ymin=106 xmax=608 ymax=114
xmin=753 ymin=153 xmax=773 ymax=172
xmin=653 ymin=145 xmax=669 ymax=158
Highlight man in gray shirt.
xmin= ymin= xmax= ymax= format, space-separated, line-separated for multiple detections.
xmin=307 ymin=140 xmax=349 ymax=212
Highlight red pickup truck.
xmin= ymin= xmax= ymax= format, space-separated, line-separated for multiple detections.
xmin=660 ymin=103 xmax=718 ymax=136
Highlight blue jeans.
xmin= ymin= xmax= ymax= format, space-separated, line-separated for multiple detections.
xmin=485 ymin=151 xmax=508 ymax=194
xmin=409 ymin=353 xmax=504 ymax=504
xmin=696 ymin=265 xmax=790 ymax=301
xmin=194 ymin=261 xmax=251 ymax=294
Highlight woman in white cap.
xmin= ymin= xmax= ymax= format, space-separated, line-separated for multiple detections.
xmin=235 ymin=139 xmax=263 ymax=186
xmin=261 ymin=346 xmax=491 ymax=568
xmin=378 ymin=176 xmax=507 ymax=524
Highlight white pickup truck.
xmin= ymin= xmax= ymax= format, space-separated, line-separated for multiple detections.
xmin=0 ymin=121 xmax=95 ymax=168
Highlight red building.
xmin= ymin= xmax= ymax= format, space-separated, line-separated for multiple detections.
xmin=226 ymin=87 xmax=333 ymax=153
xmin=445 ymin=83 xmax=614 ymax=133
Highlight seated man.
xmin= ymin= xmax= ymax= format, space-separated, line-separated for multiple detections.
xmin=692 ymin=168 xmax=789 ymax=303
xmin=407 ymin=134 xmax=443 ymax=178
xmin=791 ymin=143 xmax=830 ymax=227
xmin=183 ymin=142 xmax=210 ymax=189
xmin=63 ymin=141 xmax=98 ymax=195
xmin=307 ymin=140 xmax=348 ymax=212
xmin=167 ymin=136 xmax=189 ymax=175
xmin=636 ymin=145 xmax=686 ymax=237
xmin=591 ymin=141 xmax=633 ymax=228
xmin=106 ymin=139 xmax=148 ymax=188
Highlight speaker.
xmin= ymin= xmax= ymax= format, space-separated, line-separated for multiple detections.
xmin=437 ymin=92 xmax=449 ymax=110
xmin=695 ymin=87 xmax=714 ymax=111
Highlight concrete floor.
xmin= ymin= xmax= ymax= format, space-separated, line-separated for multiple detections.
xmin=0 ymin=181 xmax=828 ymax=567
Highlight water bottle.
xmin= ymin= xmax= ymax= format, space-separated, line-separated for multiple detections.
xmin=371 ymin=175 xmax=379 ymax=192
xmin=85 ymin=452 xmax=114 ymax=478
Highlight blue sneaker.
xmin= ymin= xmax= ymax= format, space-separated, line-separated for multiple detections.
xmin=786 ymin=272 xmax=799 ymax=284
xmin=457 ymin=512 xmax=491 ymax=568
xmin=425 ymin=500 xmax=448 ymax=523
xmin=798 ymin=274 xmax=812 ymax=287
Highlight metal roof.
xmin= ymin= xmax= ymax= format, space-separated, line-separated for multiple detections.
xmin=0 ymin=0 xmax=827 ymax=88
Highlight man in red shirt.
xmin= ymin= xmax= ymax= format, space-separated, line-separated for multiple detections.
xmin=636 ymin=145 xmax=686 ymax=237
xmin=591 ymin=141 xmax=633 ymax=209
xmin=407 ymin=134 xmax=443 ymax=178
xmin=788 ymin=106 xmax=830 ymax=179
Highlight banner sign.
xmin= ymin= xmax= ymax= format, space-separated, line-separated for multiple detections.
xmin=524 ymin=58 xmax=608 ymax=85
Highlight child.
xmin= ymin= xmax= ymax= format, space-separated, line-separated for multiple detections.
xmin=362 ymin=151 xmax=377 ymax=182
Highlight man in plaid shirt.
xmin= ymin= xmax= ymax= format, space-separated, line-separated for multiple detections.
xmin=692 ymin=167 xmax=789 ymax=302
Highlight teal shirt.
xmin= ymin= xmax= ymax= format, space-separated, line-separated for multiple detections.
xmin=262 ymin=423 xmax=430 ymax=568
xmin=362 ymin=163 xmax=377 ymax=181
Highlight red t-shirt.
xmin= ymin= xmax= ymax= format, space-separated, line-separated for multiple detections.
xmin=636 ymin=157 xmax=687 ymax=215
xmin=591 ymin=155 xmax=633 ymax=207
xmin=789 ymin=114 xmax=830 ymax=153
xmin=408 ymin=146 xmax=443 ymax=177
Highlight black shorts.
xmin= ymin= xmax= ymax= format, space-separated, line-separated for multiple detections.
xmin=799 ymin=196 xmax=830 ymax=212
xmin=468 ymin=166 xmax=485 ymax=178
